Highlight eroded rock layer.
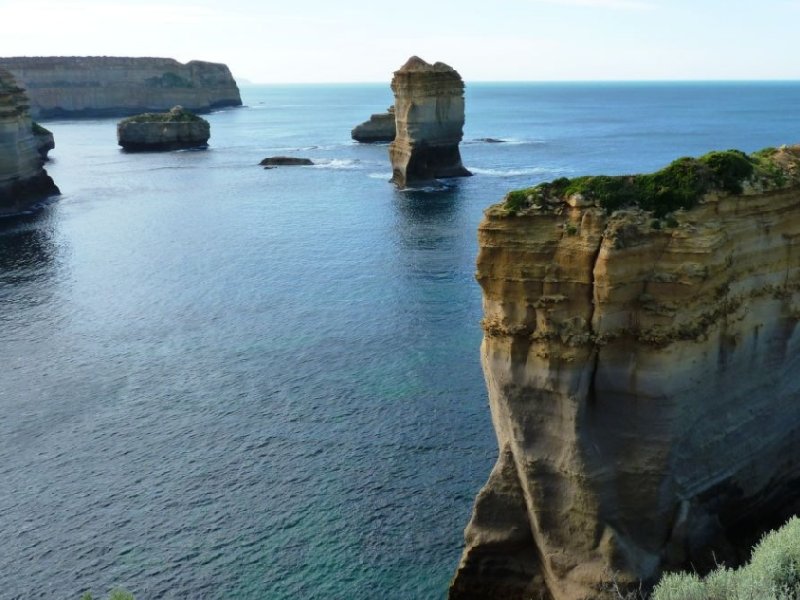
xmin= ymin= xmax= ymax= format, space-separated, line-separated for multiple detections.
xmin=1 ymin=56 xmax=242 ymax=118
xmin=0 ymin=67 xmax=58 ymax=214
xmin=451 ymin=146 xmax=800 ymax=600
xmin=351 ymin=106 xmax=396 ymax=143
xmin=389 ymin=56 xmax=470 ymax=187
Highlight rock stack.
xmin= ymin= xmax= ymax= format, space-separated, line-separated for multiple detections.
xmin=117 ymin=106 xmax=210 ymax=152
xmin=450 ymin=146 xmax=800 ymax=599
xmin=351 ymin=106 xmax=396 ymax=143
xmin=0 ymin=67 xmax=59 ymax=214
xmin=389 ymin=57 xmax=471 ymax=187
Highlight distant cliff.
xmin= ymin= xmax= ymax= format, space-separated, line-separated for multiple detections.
xmin=0 ymin=56 xmax=242 ymax=118
xmin=450 ymin=147 xmax=800 ymax=599
xmin=0 ymin=67 xmax=59 ymax=213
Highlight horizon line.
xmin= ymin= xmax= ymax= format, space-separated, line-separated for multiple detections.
xmin=238 ymin=78 xmax=800 ymax=86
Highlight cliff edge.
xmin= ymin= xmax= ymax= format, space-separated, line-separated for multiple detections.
xmin=0 ymin=56 xmax=242 ymax=118
xmin=0 ymin=67 xmax=59 ymax=214
xmin=450 ymin=147 xmax=800 ymax=599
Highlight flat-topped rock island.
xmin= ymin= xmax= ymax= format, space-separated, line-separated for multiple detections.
xmin=1 ymin=56 xmax=242 ymax=118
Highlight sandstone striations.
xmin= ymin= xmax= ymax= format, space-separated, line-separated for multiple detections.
xmin=0 ymin=67 xmax=59 ymax=214
xmin=389 ymin=57 xmax=470 ymax=187
xmin=117 ymin=106 xmax=210 ymax=151
xmin=351 ymin=106 xmax=396 ymax=143
xmin=450 ymin=146 xmax=800 ymax=600
xmin=1 ymin=56 xmax=242 ymax=118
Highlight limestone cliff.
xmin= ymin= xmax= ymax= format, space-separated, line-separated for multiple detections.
xmin=117 ymin=106 xmax=210 ymax=151
xmin=389 ymin=56 xmax=470 ymax=187
xmin=0 ymin=67 xmax=59 ymax=214
xmin=352 ymin=106 xmax=396 ymax=143
xmin=450 ymin=147 xmax=800 ymax=600
xmin=0 ymin=56 xmax=242 ymax=118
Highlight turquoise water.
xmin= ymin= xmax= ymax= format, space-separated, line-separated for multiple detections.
xmin=3 ymin=82 xmax=800 ymax=599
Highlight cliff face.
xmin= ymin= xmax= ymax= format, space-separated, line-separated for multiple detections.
xmin=451 ymin=146 xmax=800 ymax=599
xmin=389 ymin=56 xmax=470 ymax=187
xmin=0 ymin=67 xmax=59 ymax=214
xmin=1 ymin=57 xmax=242 ymax=118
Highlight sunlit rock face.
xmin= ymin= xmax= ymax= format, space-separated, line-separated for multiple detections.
xmin=351 ymin=106 xmax=396 ymax=143
xmin=0 ymin=67 xmax=58 ymax=214
xmin=450 ymin=146 xmax=800 ymax=600
xmin=1 ymin=56 xmax=241 ymax=118
xmin=389 ymin=56 xmax=470 ymax=187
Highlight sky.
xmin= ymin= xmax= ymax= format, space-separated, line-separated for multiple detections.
xmin=3 ymin=0 xmax=800 ymax=83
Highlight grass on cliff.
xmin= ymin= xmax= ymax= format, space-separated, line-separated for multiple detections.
xmin=119 ymin=108 xmax=204 ymax=124
xmin=31 ymin=121 xmax=51 ymax=136
xmin=504 ymin=147 xmax=786 ymax=217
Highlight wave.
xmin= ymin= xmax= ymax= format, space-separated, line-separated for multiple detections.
xmin=469 ymin=166 xmax=552 ymax=177
xmin=466 ymin=137 xmax=545 ymax=146
xmin=312 ymin=158 xmax=362 ymax=170
xmin=368 ymin=172 xmax=392 ymax=180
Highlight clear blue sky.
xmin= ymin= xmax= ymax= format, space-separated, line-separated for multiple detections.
xmin=4 ymin=0 xmax=800 ymax=83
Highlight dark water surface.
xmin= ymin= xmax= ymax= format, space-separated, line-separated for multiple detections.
xmin=3 ymin=82 xmax=800 ymax=599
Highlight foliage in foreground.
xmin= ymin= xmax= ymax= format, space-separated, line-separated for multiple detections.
xmin=80 ymin=588 xmax=134 ymax=600
xmin=651 ymin=517 xmax=800 ymax=600
xmin=504 ymin=146 xmax=788 ymax=217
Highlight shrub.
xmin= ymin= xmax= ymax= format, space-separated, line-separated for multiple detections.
xmin=651 ymin=517 xmax=800 ymax=600
xmin=502 ymin=147 xmax=783 ymax=218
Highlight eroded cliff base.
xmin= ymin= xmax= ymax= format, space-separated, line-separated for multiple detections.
xmin=451 ymin=145 xmax=800 ymax=600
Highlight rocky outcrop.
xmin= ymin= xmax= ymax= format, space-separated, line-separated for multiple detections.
xmin=389 ymin=56 xmax=471 ymax=187
xmin=117 ymin=106 xmax=210 ymax=151
xmin=351 ymin=106 xmax=396 ymax=143
xmin=451 ymin=146 xmax=800 ymax=599
xmin=259 ymin=156 xmax=313 ymax=167
xmin=31 ymin=122 xmax=54 ymax=160
xmin=0 ymin=67 xmax=59 ymax=214
xmin=0 ymin=56 xmax=242 ymax=118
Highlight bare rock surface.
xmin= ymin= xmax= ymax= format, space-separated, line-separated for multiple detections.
xmin=389 ymin=56 xmax=471 ymax=187
xmin=1 ymin=56 xmax=242 ymax=118
xmin=351 ymin=106 xmax=396 ymax=143
xmin=0 ymin=67 xmax=59 ymax=214
xmin=259 ymin=157 xmax=313 ymax=167
xmin=117 ymin=106 xmax=210 ymax=152
xmin=450 ymin=146 xmax=800 ymax=599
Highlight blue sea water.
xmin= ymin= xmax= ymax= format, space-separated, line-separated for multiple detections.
xmin=2 ymin=82 xmax=800 ymax=600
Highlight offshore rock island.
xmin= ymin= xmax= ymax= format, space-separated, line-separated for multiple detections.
xmin=0 ymin=56 xmax=242 ymax=118
xmin=450 ymin=147 xmax=800 ymax=599
xmin=0 ymin=67 xmax=59 ymax=214
xmin=117 ymin=106 xmax=210 ymax=152
xmin=389 ymin=56 xmax=471 ymax=187
xmin=351 ymin=106 xmax=396 ymax=142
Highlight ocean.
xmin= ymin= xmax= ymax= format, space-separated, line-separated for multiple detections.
xmin=2 ymin=82 xmax=800 ymax=600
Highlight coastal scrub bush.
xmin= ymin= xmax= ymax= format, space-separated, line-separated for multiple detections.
xmin=651 ymin=517 xmax=800 ymax=600
xmin=31 ymin=121 xmax=51 ymax=136
xmin=502 ymin=147 xmax=779 ymax=217
xmin=80 ymin=588 xmax=134 ymax=600
xmin=119 ymin=109 xmax=204 ymax=124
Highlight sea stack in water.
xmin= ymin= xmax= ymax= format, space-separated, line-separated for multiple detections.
xmin=1 ymin=56 xmax=242 ymax=118
xmin=117 ymin=106 xmax=210 ymax=151
xmin=351 ymin=106 xmax=396 ymax=143
xmin=389 ymin=57 xmax=470 ymax=187
xmin=0 ymin=67 xmax=59 ymax=214
xmin=450 ymin=147 xmax=800 ymax=599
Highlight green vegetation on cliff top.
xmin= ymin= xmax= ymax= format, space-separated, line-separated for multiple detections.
xmin=31 ymin=121 xmax=51 ymax=136
xmin=503 ymin=147 xmax=791 ymax=217
xmin=119 ymin=107 xmax=205 ymax=125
